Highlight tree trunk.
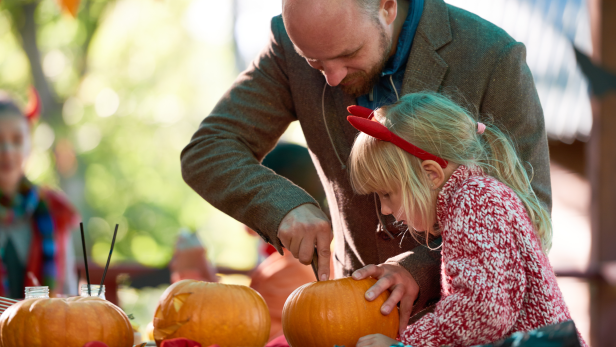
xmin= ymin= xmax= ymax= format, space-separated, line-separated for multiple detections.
xmin=13 ymin=1 xmax=63 ymax=122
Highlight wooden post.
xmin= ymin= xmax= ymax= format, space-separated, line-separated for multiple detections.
xmin=587 ymin=0 xmax=616 ymax=345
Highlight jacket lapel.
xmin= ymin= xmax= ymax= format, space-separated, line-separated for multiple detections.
xmin=326 ymin=86 xmax=359 ymax=162
xmin=402 ymin=0 xmax=452 ymax=95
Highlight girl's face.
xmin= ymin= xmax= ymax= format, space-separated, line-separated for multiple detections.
xmin=0 ymin=115 xmax=30 ymax=195
xmin=377 ymin=187 xmax=429 ymax=232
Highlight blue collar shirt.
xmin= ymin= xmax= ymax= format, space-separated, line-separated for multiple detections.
xmin=356 ymin=0 xmax=424 ymax=110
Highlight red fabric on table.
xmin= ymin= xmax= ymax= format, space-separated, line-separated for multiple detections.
xmin=265 ymin=335 xmax=290 ymax=347
xmin=161 ymin=338 xmax=204 ymax=347
xmin=82 ymin=342 xmax=109 ymax=347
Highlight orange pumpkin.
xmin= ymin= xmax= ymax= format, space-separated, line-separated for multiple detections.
xmin=153 ymin=280 xmax=270 ymax=347
xmin=0 ymin=296 xmax=133 ymax=347
xmin=282 ymin=277 xmax=399 ymax=347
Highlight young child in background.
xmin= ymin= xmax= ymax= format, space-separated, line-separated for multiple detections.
xmin=0 ymin=90 xmax=79 ymax=298
xmin=346 ymin=92 xmax=586 ymax=347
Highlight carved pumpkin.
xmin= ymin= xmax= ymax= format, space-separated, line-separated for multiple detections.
xmin=0 ymin=296 xmax=133 ymax=347
xmin=282 ymin=277 xmax=399 ymax=347
xmin=153 ymin=280 xmax=270 ymax=347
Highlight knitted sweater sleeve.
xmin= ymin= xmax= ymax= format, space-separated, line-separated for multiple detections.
xmin=400 ymin=181 xmax=527 ymax=347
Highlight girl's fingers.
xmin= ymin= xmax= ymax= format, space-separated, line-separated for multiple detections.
xmin=365 ymin=273 xmax=394 ymax=301
xmin=381 ymin=285 xmax=405 ymax=315
xmin=356 ymin=334 xmax=376 ymax=347
xmin=398 ymin=296 xmax=414 ymax=336
xmin=353 ymin=264 xmax=383 ymax=280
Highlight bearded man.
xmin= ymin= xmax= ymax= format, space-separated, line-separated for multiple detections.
xmin=181 ymin=0 xmax=551 ymax=333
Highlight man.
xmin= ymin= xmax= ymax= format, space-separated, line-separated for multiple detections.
xmin=181 ymin=0 xmax=550 ymax=333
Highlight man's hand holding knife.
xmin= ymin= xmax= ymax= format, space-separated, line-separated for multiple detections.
xmin=277 ymin=204 xmax=332 ymax=282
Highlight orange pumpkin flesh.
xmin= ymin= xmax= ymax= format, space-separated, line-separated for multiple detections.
xmin=153 ymin=279 xmax=271 ymax=347
xmin=0 ymin=296 xmax=133 ymax=347
xmin=282 ymin=277 xmax=399 ymax=347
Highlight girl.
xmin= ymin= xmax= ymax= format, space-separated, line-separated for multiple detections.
xmin=346 ymin=92 xmax=586 ymax=347
xmin=0 ymin=90 xmax=79 ymax=298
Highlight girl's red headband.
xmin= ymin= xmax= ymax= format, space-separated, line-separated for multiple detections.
xmin=346 ymin=105 xmax=449 ymax=169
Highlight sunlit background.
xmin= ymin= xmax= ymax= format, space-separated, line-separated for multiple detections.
xmin=0 ymin=0 xmax=595 ymax=341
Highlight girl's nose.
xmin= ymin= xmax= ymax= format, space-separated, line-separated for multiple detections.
xmin=380 ymin=202 xmax=393 ymax=216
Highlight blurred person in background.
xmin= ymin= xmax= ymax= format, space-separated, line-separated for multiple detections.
xmin=247 ymin=142 xmax=327 ymax=342
xmin=0 ymin=90 xmax=79 ymax=299
xmin=169 ymin=228 xmax=218 ymax=283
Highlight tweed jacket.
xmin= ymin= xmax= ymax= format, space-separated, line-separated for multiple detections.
xmin=181 ymin=0 xmax=551 ymax=315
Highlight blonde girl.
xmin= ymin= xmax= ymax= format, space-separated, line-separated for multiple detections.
xmin=347 ymin=92 xmax=585 ymax=347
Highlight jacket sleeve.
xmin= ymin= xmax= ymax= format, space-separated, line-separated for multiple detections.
xmin=180 ymin=16 xmax=319 ymax=252
xmin=480 ymin=42 xmax=552 ymax=212
xmin=400 ymin=185 xmax=526 ymax=347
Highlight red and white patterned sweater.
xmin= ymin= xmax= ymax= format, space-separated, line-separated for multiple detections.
xmin=400 ymin=165 xmax=586 ymax=347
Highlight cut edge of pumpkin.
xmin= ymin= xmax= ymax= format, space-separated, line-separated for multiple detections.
xmin=153 ymin=319 xmax=190 ymax=342
xmin=172 ymin=292 xmax=192 ymax=312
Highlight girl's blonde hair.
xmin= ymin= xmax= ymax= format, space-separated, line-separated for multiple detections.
xmin=348 ymin=92 xmax=552 ymax=252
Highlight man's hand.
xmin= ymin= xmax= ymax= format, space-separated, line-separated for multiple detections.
xmin=356 ymin=334 xmax=401 ymax=347
xmin=278 ymin=204 xmax=332 ymax=281
xmin=353 ymin=263 xmax=419 ymax=336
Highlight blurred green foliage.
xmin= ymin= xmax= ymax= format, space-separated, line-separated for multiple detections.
xmin=0 ymin=0 xmax=259 ymax=270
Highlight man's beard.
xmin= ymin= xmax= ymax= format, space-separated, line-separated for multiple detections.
xmin=339 ymin=26 xmax=392 ymax=97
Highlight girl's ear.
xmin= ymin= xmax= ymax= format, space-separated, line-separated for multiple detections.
xmin=421 ymin=160 xmax=445 ymax=189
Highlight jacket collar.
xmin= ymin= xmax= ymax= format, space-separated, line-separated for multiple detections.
xmin=415 ymin=0 xmax=452 ymax=50
xmin=436 ymin=165 xmax=484 ymax=225
xmin=401 ymin=0 xmax=452 ymax=95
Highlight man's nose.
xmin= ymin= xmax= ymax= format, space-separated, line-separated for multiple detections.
xmin=322 ymin=62 xmax=347 ymax=87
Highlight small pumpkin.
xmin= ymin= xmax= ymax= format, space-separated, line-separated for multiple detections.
xmin=153 ymin=280 xmax=270 ymax=347
xmin=282 ymin=277 xmax=399 ymax=347
xmin=0 ymin=296 xmax=133 ymax=347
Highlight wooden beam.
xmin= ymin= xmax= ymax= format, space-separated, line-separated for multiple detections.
xmin=587 ymin=0 xmax=616 ymax=345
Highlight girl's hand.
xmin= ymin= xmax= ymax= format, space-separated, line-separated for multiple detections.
xmin=356 ymin=334 xmax=401 ymax=347
xmin=352 ymin=263 xmax=419 ymax=335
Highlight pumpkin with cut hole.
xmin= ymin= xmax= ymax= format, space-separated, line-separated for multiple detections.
xmin=282 ymin=277 xmax=399 ymax=347
xmin=153 ymin=280 xmax=270 ymax=347
xmin=0 ymin=296 xmax=133 ymax=347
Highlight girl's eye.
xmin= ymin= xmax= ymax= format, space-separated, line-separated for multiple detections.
xmin=382 ymin=193 xmax=390 ymax=199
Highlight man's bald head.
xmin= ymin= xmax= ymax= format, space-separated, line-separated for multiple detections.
xmin=282 ymin=0 xmax=379 ymax=26
xmin=282 ymin=0 xmax=398 ymax=96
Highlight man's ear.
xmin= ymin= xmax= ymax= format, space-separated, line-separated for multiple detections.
xmin=380 ymin=0 xmax=398 ymax=26
xmin=421 ymin=160 xmax=445 ymax=189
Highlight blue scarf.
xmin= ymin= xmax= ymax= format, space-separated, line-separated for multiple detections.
xmin=357 ymin=0 xmax=425 ymax=109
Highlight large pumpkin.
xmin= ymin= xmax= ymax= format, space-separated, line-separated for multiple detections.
xmin=153 ymin=280 xmax=270 ymax=347
xmin=282 ymin=277 xmax=399 ymax=347
xmin=0 ymin=296 xmax=133 ymax=347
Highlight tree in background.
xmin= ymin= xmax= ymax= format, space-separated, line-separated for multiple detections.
xmin=0 ymin=0 xmax=257 ymax=270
